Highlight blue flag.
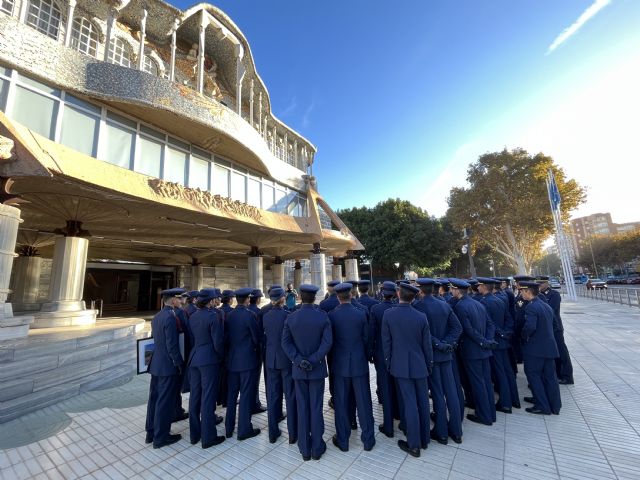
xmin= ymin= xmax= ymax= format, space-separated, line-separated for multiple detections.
xmin=548 ymin=172 xmax=561 ymax=211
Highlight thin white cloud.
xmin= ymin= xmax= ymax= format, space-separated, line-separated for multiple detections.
xmin=280 ymin=96 xmax=297 ymax=117
xmin=546 ymin=0 xmax=611 ymax=55
xmin=302 ymin=97 xmax=316 ymax=128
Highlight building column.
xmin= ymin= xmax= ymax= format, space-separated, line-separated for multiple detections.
xmin=169 ymin=19 xmax=179 ymax=81
xmin=247 ymin=247 xmax=263 ymax=292
xmin=33 ymin=224 xmax=96 ymax=328
xmin=191 ymin=259 xmax=204 ymax=291
xmin=271 ymin=256 xmax=284 ymax=288
xmin=236 ymin=44 xmax=245 ymax=115
xmin=344 ymin=252 xmax=359 ymax=281
xmin=9 ymin=255 xmax=42 ymax=312
xmin=137 ymin=7 xmax=148 ymax=71
xmin=197 ymin=9 xmax=207 ymax=94
xmin=293 ymin=260 xmax=302 ymax=291
xmin=0 ymin=203 xmax=33 ymax=340
xmin=331 ymin=257 xmax=343 ymax=282
xmin=309 ymin=243 xmax=326 ymax=303
xmin=103 ymin=7 xmax=117 ymax=62
xmin=258 ymin=92 xmax=263 ymax=135
xmin=64 ymin=0 xmax=77 ymax=47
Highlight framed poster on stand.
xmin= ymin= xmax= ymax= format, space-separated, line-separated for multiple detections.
xmin=136 ymin=333 xmax=185 ymax=375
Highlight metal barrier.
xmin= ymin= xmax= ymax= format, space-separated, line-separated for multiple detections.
xmin=90 ymin=298 xmax=104 ymax=317
xmin=565 ymin=285 xmax=640 ymax=307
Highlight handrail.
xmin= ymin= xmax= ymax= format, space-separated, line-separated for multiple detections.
xmin=562 ymin=285 xmax=640 ymax=307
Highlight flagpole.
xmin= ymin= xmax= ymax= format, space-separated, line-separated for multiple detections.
xmin=546 ymin=170 xmax=577 ymax=301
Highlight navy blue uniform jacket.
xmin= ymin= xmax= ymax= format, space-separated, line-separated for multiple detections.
xmin=453 ymin=296 xmax=495 ymax=360
xmin=188 ymin=307 xmax=224 ymax=367
xmin=149 ymin=306 xmax=183 ymax=376
xmin=263 ymin=306 xmax=291 ymax=370
xmin=358 ymin=294 xmax=380 ymax=312
xmin=414 ymin=296 xmax=462 ymax=363
xmin=370 ymin=300 xmax=395 ymax=364
xmin=381 ymin=304 xmax=432 ymax=379
xmin=281 ymin=304 xmax=333 ymax=380
xmin=328 ymin=303 xmax=370 ymax=377
xmin=539 ymin=287 xmax=564 ymax=332
xmin=225 ymin=305 xmax=260 ymax=372
xmin=522 ymin=297 xmax=559 ymax=359
xmin=319 ymin=293 xmax=339 ymax=313
xmin=479 ymin=294 xmax=513 ymax=350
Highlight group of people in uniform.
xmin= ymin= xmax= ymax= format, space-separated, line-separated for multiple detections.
xmin=144 ymin=273 xmax=573 ymax=461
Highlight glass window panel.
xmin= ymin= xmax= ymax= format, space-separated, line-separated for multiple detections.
xmin=65 ymin=94 xmax=101 ymax=114
xmin=212 ymin=164 xmax=229 ymax=197
xmin=164 ymin=146 xmax=187 ymax=184
xmin=103 ymin=121 xmax=134 ymax=168
xmin=230 ymin=171 xmax=246 ymax=203
xmin=284 ymin=191 xmax=298 ymax=215
xmin=140 ymin=124 xmax=164 ymax=140
xmin=107 ymin=37 xmax=132 ymax=68
xmin=168 ymin=136 xmax=189 ymax=150
xmin=0 ymin=67 xmax=10 ymax=78
xmin=247 ymin=178 xmax=261 ymax=208
xmin=192 ymin=146 xmax=210 ymax=158
xmin=0 ymin=0 xmax=14 ymax=15
xmin=12 ymin=85 xmax=57 ymax=139
xmin=0 ymin=78 xmax=9 ymax=112
xmin=274 ymin=188 xmax=286 ymax=213
xmin=26 ymin=0 xmax=61 ymax=40
xmin=143 ymin=55 xmax=159 ymax=76
xmin=189 ymin=155 xmax=209 ymax=190
xmin=106 ymin=110 xmax=136 ymax=128
xmin=60 ymin=106 xmax=99 ymax=156
xmin=17 ymin=74 xmax=60 ymax=97
xmin=136 ymin=135 xmax=162 ymax=178
xmin=70 ymin=17 xmax=98 ymax=57
xmin=262 ymin=184 xmax=275 ymax=211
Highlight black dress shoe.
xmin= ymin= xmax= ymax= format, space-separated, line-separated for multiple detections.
xmin=495 ymin=404 xmax=512 ymax=414
xmin=449 ymin=434 xmax=462 ymax=444
xmin=364 ymin=440 xmax=375 ymax=451
xmin=153 ymin=433 xmax=181 ymax=449
xmin=332 ymin=434 xmax=348 ymax=452
xmin=190 ymin=437 xmax=200 ymax=445
xmin=328 ymin=397 xmax=334 ymax=409
xmin=398 ymin=440 xmax=420 ymax=458
xmin=421 ymin=443 xmax=429 ymax=450
xmin=466 ymin=414 xmax=492 ymax=426
xmin=202 ymin=436 xmax=225 ymax=449
xmin=252 ymin=405 xmax=267 ymax=415
xmin=378 ymin=425 xmax=394 ymax=438
xmin=525 ymin=407 xmax=550 ymax=415
xmin=302 ymin=454 xmax=311 ymax=461
xmin=225 ymin=431 xmax=233 ymax=439
xmin=512 ymin=402 xmax=521 ymax=409
xmin=145 ymin=432 xmax=153 ymax=444
xmin=558 ymin=378 xmax=574 ymax=385
xmin=269 ymin=432 xmax=281 ymax=444
xmin=523 ymin=396 xmax=535 ymax=404
xmin=430 ymin=411 xmax=436 ymax=422
xmin=351 ymin=421 xmax=358 ymax=430
xmin=238 ymin=428 xmax=261 ymax=440
xmin=289 ymin=437 xmax=297 ymax=444
xmin=216 ymin=415 xmax=223 ymax=425
xmin=278 ymin=413 xmax=287 ymax=422
xmin=430 ymin=430 xmax=447 ymax=445
xmin=312 ymin=442 xmax=327 ymax=460
xmin=172 ymin=412 xmax=189 ymax=422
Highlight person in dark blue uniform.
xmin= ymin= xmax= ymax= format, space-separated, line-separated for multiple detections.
xmin=220 ymin=290 xmax=235 ymax=317
xmin=414 ymin=278 xmax=463 ymax=445
xmin=187 ymin=288 xmax=225 ymax=449
xmin=260 ymin=284 xmax=282 ymax=318
xmin=224 ymin=287 xmax=261 ymax=440
xmin=512 ymin=275 xmax=535 ymax=364
xmin=173 ymin=293 xmax=191 ymax=421
xmin=439 ymin=280 xmax=453 ymax=303
xmin=451 ymin=279 xmax=497 ymax=426
xmin=329 ymin=282 xmax=375 ymax=452
xmin=263 ymin=287 xmax=297 ymax=444
xmin=319 ymin=280 xmax=340 ymax=409
xmin=282 ymin=284 xmax=333 ymax=461
xmin=145 ymin=288 xmax=185 ymax=449
xmin=537 ymin=276 xmax=574 ymax=384
xmin=249 ymin=289 xmax=268 ymax=415
xmin=382 ymin=282 xmax=432 ymax=458
xmin=519 ymin=281 xmax=562 ymax=415
xmin=357 ymin=280 xmax=380 ymax=311
xmin=370 ymin=281 xmax=398 ymax=438
xmin=477 ymin=278 xmax=520 ymax=412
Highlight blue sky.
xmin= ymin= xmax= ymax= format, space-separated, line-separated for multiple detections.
xmin=174 ymin=0 xmax=640 ymax=223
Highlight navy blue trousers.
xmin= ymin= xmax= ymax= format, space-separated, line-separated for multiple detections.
xmin=430 ymin=361 xmax=462 ymax=439
xmin=225 ymin=369 xmax=256 ymax=438
xmin=396 ymin=377 xmax=430 ymax=450
xmin=294 ymin=379 xmax=326 ymax=458
xmin=334 ymin=375 xmax=375 ymax=450
xmin=451 ymin=353 xmax=466 ymax=419
xmin=189 ymin=364 xmax=220 ymax=445
xmin=524 ymin=355 xmax=562 ymax=414
xmin=145 ymin=374 xmax=177 ymax=444
xmin=554 ymin=330 xmax=574 ymax=382
xmin=267 ymin=367 xmax=297 ymax=441
xmin=464 ymin=358 xmax=495 ymax=423
xmin=492 ymin=349 xmax=519 ymax=409
xmin=374 ymin=359 xmax=395 ymax=435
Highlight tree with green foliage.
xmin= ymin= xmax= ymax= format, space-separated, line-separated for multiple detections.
xmin=446 ymin=148 xmax=585 ymax=274
xmin=338 ymin=199 xmax=458 ymax=278
xmin=576 ymin=230 xmax=640 ymax=274
xmin=533 ymin=252 xmax=563 ymax=277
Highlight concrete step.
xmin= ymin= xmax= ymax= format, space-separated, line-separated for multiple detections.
xmin=0 ymin=383 xmax=80 ymax=424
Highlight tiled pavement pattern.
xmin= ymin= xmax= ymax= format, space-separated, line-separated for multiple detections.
xmin=1 ymin=298 xmax=639 ymax=480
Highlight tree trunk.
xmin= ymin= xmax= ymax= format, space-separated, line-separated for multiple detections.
xmin=504 ymin=222 xmax=527 ymax=274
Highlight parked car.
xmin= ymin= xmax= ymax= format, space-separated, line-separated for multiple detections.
xmin=626 ymin=274 xmax=640 ymax=285
xmin=586 ymin=278 xmax=607 ymax=290
xmin=549 ymin=277 xmax=561 ymax=289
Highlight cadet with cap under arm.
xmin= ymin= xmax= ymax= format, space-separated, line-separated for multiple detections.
xmin=145 ymin=288 xmax=185 ymax=449
xmin=187 ymin=288 xmax=225 ymax=449
xmin=224 ymin=287 xmax=261 ymax=441
xmin=519 ymin=281 xmax=562 ymax=415
xmin=281 ymin=284 xmax=333 ymax=461
xmin=382 ymin=282 xmax=433 ymax=458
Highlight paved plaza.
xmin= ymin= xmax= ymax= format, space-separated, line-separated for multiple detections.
xmin=1 ymin=298 xmax=639 ymax=480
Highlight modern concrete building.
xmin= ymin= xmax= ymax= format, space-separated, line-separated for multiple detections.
xmin=570 ymin=213 xmax=640 ymax=256
xmin=0 ymin=0 xmax=362 ymax=339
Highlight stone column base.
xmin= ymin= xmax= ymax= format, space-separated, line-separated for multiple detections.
xmin=31 ymin=309 xmax=97 ymax=329
xmin=0 ymin=315 xmax=34 ymax=340
xmin=11 ymin=303 xmax=41 ymax=313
